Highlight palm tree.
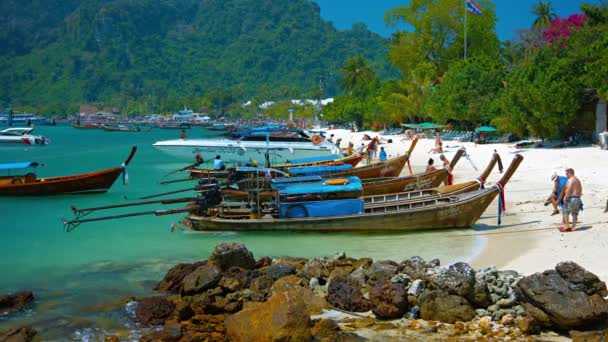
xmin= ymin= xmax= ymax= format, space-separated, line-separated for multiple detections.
xmin=532 ymin=0 xmax=557 ymax=30
xmin=339 ymin=55 xmax=375 ymax=93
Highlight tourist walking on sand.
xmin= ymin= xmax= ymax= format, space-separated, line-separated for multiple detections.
xmin=545 ymin=172 xmax=567 ymax=216
xmin=559 ymin=168 xmax=583 ymax=232
xmin=439 ymin=154 xmax=453 ymax=185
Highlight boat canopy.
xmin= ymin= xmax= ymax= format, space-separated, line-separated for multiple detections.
xmin=0 ymin=162 xmax=39 ymax=171
xmin=278 ymin=176 xmax=362 ymax=196
xmin=288 ymin=163 xmax=352 ymax=176
xmin=286 ymin=154 xmax=339 ymax=164
xmin=232 ymin=126 xmax=291 ymax=136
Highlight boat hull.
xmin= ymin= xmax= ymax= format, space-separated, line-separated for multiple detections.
xmin=187 ymin=188 xmax=498 ymax=232
xmin=0 ymin=167 xmax=124 ymax=196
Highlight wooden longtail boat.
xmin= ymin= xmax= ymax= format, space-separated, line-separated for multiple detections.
xmin=72 ymin=123 xmax=101 ymax=129
xmin=101 ymin=124 xmax=144 ymax=132
xmin=184 ymin=154 xmax=523 ymax=232
xmin=0 ymin=147 xmax=137 ymax=196
xmin=220 ymin=150 xmax=498 ymax=202
xmin=187 ymin=153 xmax=365 ymax=180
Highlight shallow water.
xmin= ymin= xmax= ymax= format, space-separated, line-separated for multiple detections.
xmin=0 ymin=125 xmax=484 ymax=338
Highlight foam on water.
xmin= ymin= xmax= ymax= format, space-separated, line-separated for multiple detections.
xmin=0 ymin=125 xmax=485 ymax=337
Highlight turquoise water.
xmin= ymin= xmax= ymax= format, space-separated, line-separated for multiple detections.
xmin=0 ymin=126 xmax=483 ymax=339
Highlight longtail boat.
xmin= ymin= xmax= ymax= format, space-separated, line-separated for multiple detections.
xmin=184 ymin=154 xmax=523 ymax=232
xmin=101 ymin=124 xmax=145 ymax=132
xmin=0 ymin=147 xmax=136 ymax=196
xmin=187 ymin=152 xmax=365 ymax=180
xmin=72 ymin=123 xmax=101 ymax=129
xmin=219 ymin=150 xmax=498 ymax=202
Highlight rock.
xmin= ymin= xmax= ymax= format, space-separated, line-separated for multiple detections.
xmin=263 ymin=262 xmax=296 ymax=280
xmin=0 ymin=327 xmax=37 ymax=342
xmin=225 ymin=291 xmax=311 ymax=341
xmin=365 ymin=261 xmax=399 ymax=286
xmin=515 ymin=315 xmax=539 ymax=335
xmin=476 ymin=309 xmax=490 ymax=317
xmin=154 ymin=261 xmax=206 ymax=293
xmin=471 ymin=278 xmax=491 ymax=308
xmin=370 ymin=277 xmax=409 ymax=319
xmin=570 ymin=329 xmax=608 ymax=342
xmin=311 ymin=319 xmax=340 ymax=341
xmin=140 ymin=327 xmax=183 ymax=342
xmin=478 ymin=316 xmax=492 ymax=330
xmin=417 ymin=290 xmax=475 ymax=324
xmin=249 ymin=275 xmax=275 ymax=302
xmin=500 ymin=314 xmax=515 ymax=326
xmin=399 ymin=256 xmax=439 ymax=280
xmin=516 ymin=267 xmax=608 ymax=330
xmin=104 ymin=336 xmax=120 ymax=342
xmin=135 ymin=297 xmax=176 ymax=325
xmin=0 ymin=291 xmax=34 ymax=313
xmin=327 ymin=272 xmax=371 ymax=312
xmin=255 ymin=256 xmax=272 ymax=268
xmin=353 ymin=257 xmax=373 ymax=270
xmin=391 ymin=273 xmax=411 ymax=286
xmin=271 ymin=277 xmax=329 ymax=315
xmin=274 ymin=257 xmax=308 ymax=273
xmin=555 ymin=262 xmax=608 ymax=297
xmin=309 ymin=278 xmax=319 ymax=288
xmin=182 ymin=263 xmax=222 ymax=296
xmin=427 ymin=262 xmax=476 ymax=301
xmin=208 ymin=242 xmax=256 ymax=271
xmin=301 ymin=258 xmax=331 ymax=282
xmin=407 ymin=279 xmax=425 ymax=297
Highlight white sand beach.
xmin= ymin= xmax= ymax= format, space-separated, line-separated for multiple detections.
xmin=326 ymin=129 xmax=608 ymax=281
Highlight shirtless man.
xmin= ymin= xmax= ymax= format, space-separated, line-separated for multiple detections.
xmin=439 ymin=154 xmax=453 ymax=185
xmin=559 ymin=168 xmax=583 ymax=232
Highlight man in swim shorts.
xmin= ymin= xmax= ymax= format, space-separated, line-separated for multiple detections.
xmin=559 ymin=168 xmax=583 ymax=232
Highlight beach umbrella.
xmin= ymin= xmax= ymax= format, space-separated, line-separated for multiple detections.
xmin=475 ymin=126 xmax=497 ymax=132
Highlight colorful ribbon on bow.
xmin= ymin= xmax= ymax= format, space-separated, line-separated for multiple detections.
xmin=496 ymin=182 xmax=505 ymax=225
xmin=121 ymin=162 xmax=129 ymax=186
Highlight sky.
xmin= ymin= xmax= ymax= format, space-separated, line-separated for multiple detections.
xmin=314 ymin=0 xmax=600 ymax=40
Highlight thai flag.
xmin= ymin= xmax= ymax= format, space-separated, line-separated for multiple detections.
xmin=466 ymin=0 xmax=483 ymax=15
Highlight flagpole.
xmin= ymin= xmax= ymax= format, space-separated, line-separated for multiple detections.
xmin=464 ymin=0 xmax=467 ymax=60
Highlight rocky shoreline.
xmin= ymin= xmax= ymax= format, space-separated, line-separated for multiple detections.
xmin=3 ymin=242 xmax=608 ymax=341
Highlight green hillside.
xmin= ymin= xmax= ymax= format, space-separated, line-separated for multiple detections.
xmin=0 ymin=0 xmax=393 ymax=115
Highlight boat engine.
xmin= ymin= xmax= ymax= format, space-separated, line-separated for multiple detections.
xmin=196 ymin=186 xmax=222 ymax=214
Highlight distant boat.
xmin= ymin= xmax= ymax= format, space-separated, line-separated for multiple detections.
xmin=101 ymin=124 xmax=144 ymax=132
xmin=0 ymin=127 xmax=49 ymax=145
xmin=73 ymin=123 xmax=102 ymax=129
xmin=153 ymin=128 xmax=339 ymax=162
xmin=0 ymin=146 xmax=136 ymax=196
xmin=0 ymin=112 xmax=47 ymax=126
xmin=159 ymin=122 xmax=191 ymax=129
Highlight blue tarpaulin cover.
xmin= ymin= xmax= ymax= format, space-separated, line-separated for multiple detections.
xmin=288 ymin=163 xmax=352 ymax=176
xmin=280 ymin=199 xmax=364 ymax=218
xmin=286 ymin=155 xmax=339 ymax=164
xmin=271 ymin=176 xmax=322 ymax=188
xmin=278 ymin=176 xmax=362 ymax=196
xmin=0 ymin=162 xmax=38 ymax=171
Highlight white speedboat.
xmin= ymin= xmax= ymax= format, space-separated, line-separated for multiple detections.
xmin=0 ymin=127 xmax=49 ymax=145
xmin=153 ymin=128 xmax=338 ymax=163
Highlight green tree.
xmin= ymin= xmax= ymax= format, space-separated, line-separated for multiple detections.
xmin=339 ymin=55 xmax=376 ymax=94
xmin=531 ymin=0 xmax=557 ymax=30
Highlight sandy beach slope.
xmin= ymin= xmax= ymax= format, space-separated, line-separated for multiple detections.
xmin=325 ymin=129 xmax=608 ymax=281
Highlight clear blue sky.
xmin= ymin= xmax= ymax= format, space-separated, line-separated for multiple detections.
xmin=314 ymin=0 xmax=598 ymax=40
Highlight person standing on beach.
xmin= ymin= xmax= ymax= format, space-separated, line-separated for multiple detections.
xmin=439 ymin=154 xmax=453 ymax=185
xmin=545 ymin=172 xmax=567 ymax=216
xmin=559 ymin=168 xmax=583 ymax=232
xmin=379 ymin=147 xmax=387 ymax=161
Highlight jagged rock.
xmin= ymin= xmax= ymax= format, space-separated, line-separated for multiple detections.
xmin=365 ymin=261 xmax=399 ymax=286
xmin=155 ymin=261 xmax=206 ymax=293
xmin=407 ymin=279 xmax=425 ymax=297
xmin=274 ymin=257 xmax=308 ymax=272
xmin=327 ymin=272 xmax=371 ymax=312
xmin=516 ymin=265 xmax=608 ymax=330
xmin=271 ymin=277 xmax=329 ymax=315
xmin=391 ymin=273 xmax=412 ymax=286
xmin=0 ymin=327 xmax=37 ymax=342
xmin=570 ymin=329 xmax=608 ymax=342
xmin=515 ymin=315 xmax=539 ymax=334
xmin=225 ymin=291 xmax=311 ymax=341
xmin=427 ymin=262 xmax=476 ymax=301
xmin=0 ymin=291 xmax=34 ymax=313
xmin=189 ymin=287 xmax=224 ymax=314
xmin=140 ymin=328 xmax=182 ymax=342
xmin=255 ymin=256 xmax=272 ymax=268
xmin=249 ymin=275 xmax=274 ymax=302
xmin=353 ymin=257 xmax=373 ymax=270
xmin=263 ymin=262 xmax=296 ymax=280
xmin=135 ymin=297 xmax=176 ymax=325
xmin=417 ymin=290 xmax=475 ymax=323
xmin=471 ymin=279 xmax=492 ymax=308
xmin=301 ymin=258 xmax=331 ymax=282
xmin=208 ymin=242 xmax=256 ymax=271
xmin=399 ymin=256 xmax=439 ymax=280
xmin=104 ymin=336 xmax=120 ymax=342
xmin=311 ymin=319 xmax=340 ymax=341
xmin=182 ymin=263 xmax=222 ymax=296
xmin=555 ymin=262 xmax=608 ymax=297
xmin=370 ymin=277 xmax=409 ymax=319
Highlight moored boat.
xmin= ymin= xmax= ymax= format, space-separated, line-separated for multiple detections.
xmin=184 ymin=154 xmax=523 ymax=232
xmin=101 ymin=124 xmax=144 ymax=132
xmin=0 ymin=147 xmax=136 ymax=196
xmin=0 ymin=127 xmax=49 ymax=145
